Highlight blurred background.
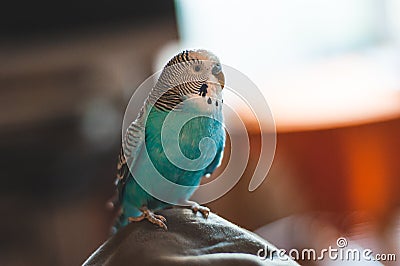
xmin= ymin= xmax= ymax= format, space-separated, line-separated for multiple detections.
xmin=1 ymin=0 xmax=400 ymax=265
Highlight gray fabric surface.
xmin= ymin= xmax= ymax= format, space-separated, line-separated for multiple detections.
xmin=83 ymin=208 xmax=298 ymax=265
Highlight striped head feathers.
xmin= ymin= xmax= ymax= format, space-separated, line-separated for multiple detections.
xmin=149 ymin=49 xmax=224 ymax=112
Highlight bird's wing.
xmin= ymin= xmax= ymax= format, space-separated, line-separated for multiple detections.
xmin=115 ymin=105 xmax=147 ymax=205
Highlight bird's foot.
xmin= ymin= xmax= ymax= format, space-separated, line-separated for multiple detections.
xmin=184 ymin=201 xmax=210 ymax=218
xmin=128 ymin=207 xmax=167 ymax=230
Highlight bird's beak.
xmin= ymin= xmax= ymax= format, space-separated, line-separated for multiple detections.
xmin=216 ymin=72 xmax=224 ymax=89
xmin=212 ymin=64 xmax=224 ymax=89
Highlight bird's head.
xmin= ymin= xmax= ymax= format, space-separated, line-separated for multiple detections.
xmin=151 ymin=49 xmax=224 ymax=111
xmin=165 ymin=49 xmax=224 ymax=90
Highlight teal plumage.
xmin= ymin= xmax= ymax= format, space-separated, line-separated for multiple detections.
xmin=114 ymin=50 xmax=225 ymax=231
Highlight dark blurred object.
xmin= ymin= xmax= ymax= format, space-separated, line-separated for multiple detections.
xmin=0 ymin=0 xmax=175 ymax=40
xmin=83 ymin=208 xmax=299 ymax=266
xmin=0 ymin=1 xmax=177 ymax=265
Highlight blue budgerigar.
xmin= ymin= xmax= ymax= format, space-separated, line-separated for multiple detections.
xmin=113 ymin=49 xmax=225 ymax=231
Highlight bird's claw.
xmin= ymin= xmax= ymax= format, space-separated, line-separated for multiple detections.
xmin=154 ymin=214 xmax=167 ymax=223
xmin=191 ymin=203 xmax=210 ymax=218
xmin=128 ymin=207 xmax=168 ymax=230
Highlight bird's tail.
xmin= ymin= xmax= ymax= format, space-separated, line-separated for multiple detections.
xmin=112 ymin=211 xmax=130 ymax=233
xmin=106 ymin=195 xmax=127 ymax=233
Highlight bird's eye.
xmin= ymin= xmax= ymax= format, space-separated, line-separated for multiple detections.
xmin=194 ymin=65 xmax=201 ymax=72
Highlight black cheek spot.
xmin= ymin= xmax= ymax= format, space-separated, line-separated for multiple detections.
xmin=216 ymin=101 xmax=218 ymax=106
xmin=198 ymin=84 xmax=208 ymax=97
xmin=207 ymin=98 xmax=212 ymax=104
